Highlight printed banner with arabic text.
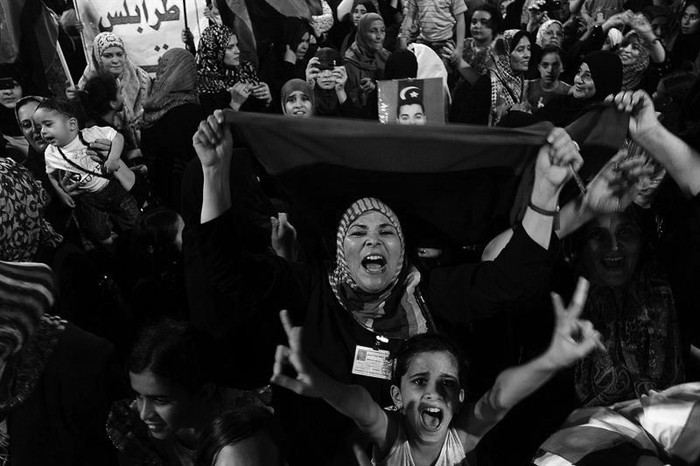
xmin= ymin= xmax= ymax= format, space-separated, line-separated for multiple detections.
xmin=75 ymin=0 xmax=206 ymax=73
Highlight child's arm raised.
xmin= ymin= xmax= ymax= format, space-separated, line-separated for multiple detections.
xmin=102 ymin=132 xmax=124 ymax=175
xmin=271 ymin=310 xmax=395 ymax=451
xmin=454 ymin=278 xmax=604 ymax=451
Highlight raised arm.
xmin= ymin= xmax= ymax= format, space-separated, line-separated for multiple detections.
xmin=556 ymin=149 xmax=655 ymax=238
xmin=192 ymin=110 xmax=233 ymax=223
xmin=271 ymin=310 xmax=393 ymax=450
xmin=523 ymin=127 xmax=583 ymax=249
xmin=606 ymin=90 xmax=700 ymax=197
xmin=454 ymin=278 xmax=604 ymax=451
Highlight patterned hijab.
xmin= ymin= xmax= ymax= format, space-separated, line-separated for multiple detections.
xmin=488 ymin=29 xmax=529 ymax=126
xmin=141 ymin=48 xmax=199 ymax=129
xmin=618 ymin=31 xmax=651 ymax=91
xmin=0 ymin=158 xmax=62 ymax=262
xmin=328 ymin=198 xmax=429 ymax=339
xmin=78 ymin=32 xmax=151 ymax=130
xmin=345 ymin=13 xmax=390 ymax=72
xmin=196 ymin=24 xmax=259 ymax=95
xmin=0 ymin=260 xmax=66 ymax=416
xmin=536 ymin=19 xmax=563 ymax=47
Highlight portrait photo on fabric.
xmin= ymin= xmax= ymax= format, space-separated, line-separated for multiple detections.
xmin=378 ymin=77 xmax=444 ymax=125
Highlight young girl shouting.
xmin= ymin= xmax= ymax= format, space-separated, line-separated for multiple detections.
xmin=271 ymin=278 xmax=604 ymax=465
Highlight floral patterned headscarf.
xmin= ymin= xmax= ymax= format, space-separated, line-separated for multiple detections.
xmin=0 ymin=158 xmax=62 ymax=262
xmin=78 ymin=32 xmax=151 ymax=142
xmin=195 ymin=24 xmax=259 ymax=95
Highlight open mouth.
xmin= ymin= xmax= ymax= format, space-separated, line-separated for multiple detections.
xmin=420 ymin=406 xmax=443 ymax=431
xmin=292 ymin=108 xmax=307 ymax=116
xmin=601 ymin=255 xmax=624 ymax=270
xmin=361 ymin=254 xmax=387 ymax=273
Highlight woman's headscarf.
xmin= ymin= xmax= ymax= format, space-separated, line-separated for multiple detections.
xmin=196 ymin=24 xmax=259 ymax=95
xmin=281 ymin=79 xmax=314 ymax=115
xmin=345 ymin=13 xmax=390 ymax=72
xmin=339 ymin=0 xmax=378 ymax=56
xmin=408 ymin=43 xmax=451 ymax=103
xmin=283 ymin=17 xmax=311 ymax=54
xmin=0 ymin=66 xmax=24 ymax=138
xmin=78 ymin=32 xmax=151 ymax=130
xmin=619 ymin=31 xmax=651 ymax=91
xmin=141 ymin=48 xmax=199 ymax=129
xmin=0 ymin=158 xmax=62 ymax=262
xmin=488 ymin=29 xmax=529 ymax=126
xmin=0 ymin=260 xmax=65 ymax=416
xmin=328 ymin=198 xmax=429 ymax=339
xmin=585 ymin=50 xmax=623 ymax=100
xmin=536 ymin=19 xmax=563 ymax=47
xmin=534 ymin=50 xmax=622 ymax=126
xmin=384 ymin=49 xmax=418 ymax=79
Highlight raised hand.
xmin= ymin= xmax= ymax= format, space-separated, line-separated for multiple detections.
xmin=544 ymin=277 xmax=605 ymax=369
xmin=271 ymin=213 xmax=298 ymax=261
xmin=284 ymin=44 xmax=298 ymax=64
xmin=535 ymin=127 xmax=584 ymax=194
xmin=333 ymin=66 xmax=348 ymax=92
xmin=271 ymin=310 xmax=329 ymax=398
xmin=583 ymin=148 xmax=654 ymax=214
xmin=192 ymin=110 xmax=232 ymax=169
xmin=306 ymin=58 xmax=321 ymax=86
xmin=604 ymin=90 xmax=660 ymax=140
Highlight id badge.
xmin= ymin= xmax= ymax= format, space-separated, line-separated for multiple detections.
xmin=351 ymin=345 xmax=393 ymax=380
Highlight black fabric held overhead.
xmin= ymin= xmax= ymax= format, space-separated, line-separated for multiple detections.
xmin=223 ymin=107 xmax=628 ymax=257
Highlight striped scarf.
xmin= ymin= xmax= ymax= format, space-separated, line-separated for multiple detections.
xmin=328 ymin=198 xmax=429 ymax=339
xmin=0 ymin=261 xmax=65 ymax=415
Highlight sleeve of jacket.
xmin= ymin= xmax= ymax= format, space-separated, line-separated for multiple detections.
xmin=427 ymin=222 xmax=560 ymax=326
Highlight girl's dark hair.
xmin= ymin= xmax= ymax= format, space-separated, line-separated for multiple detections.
xmin=128 ymin=319 xmax=205 ymax=393
xmin=346 ymin=0 xmax=378 ymax=23
xmin=282 ymin=17 xmax=312 ymax=54
xmin=76 ymin=72 xmax=119 ymax=124
xmin=539 ymin=44 xmax=563 ymax=62
xmin=684 ymin=0 xmax=700 ymax=14
xmin=36 ymin=97 xmax=84 ymax=127
xmin=36 ymin=97 xmax=79 ymax=119
xmin=197 ymin=407 xmax=285 ymax=466
xmin=472 ymin=3 xmax=503 ymax=35
xmin=391 ymin=333 xmax=468 ymax=392
xmin=131 ymin=207 xmax=182 ymax=273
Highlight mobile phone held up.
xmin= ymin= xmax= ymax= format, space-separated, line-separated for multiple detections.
xmin=318 ymin=59 xmax=337 ymax=71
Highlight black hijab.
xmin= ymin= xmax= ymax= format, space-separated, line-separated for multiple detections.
xmin=535 ymin=51 xmax=622 ymax=126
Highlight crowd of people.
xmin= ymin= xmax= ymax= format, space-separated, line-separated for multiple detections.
xmin=1 ymin=0 xmax=700 ymax=464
